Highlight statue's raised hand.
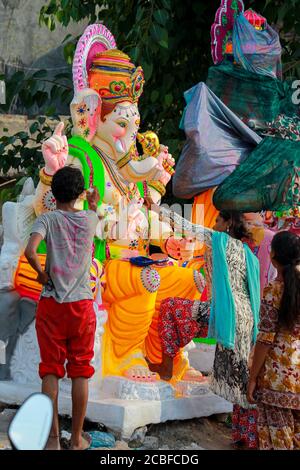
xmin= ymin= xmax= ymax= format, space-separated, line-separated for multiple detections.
xmin=42 ymin=122 xmax=68 ymax=175
xmin=156 ymin=145 xmax=175 ymax=186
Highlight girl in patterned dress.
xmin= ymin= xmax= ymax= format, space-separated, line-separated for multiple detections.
xmin=248 ymin=231 xmax=300 ymax=450
xmin=148 ymin=210 xmax=260 ymax=449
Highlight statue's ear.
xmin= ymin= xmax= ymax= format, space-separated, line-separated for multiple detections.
xmin=70 ymin=88 xmax=101 ymax=142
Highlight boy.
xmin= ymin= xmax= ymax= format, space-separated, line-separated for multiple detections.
xmin=25 ymin=166 xmax=100 ymax=450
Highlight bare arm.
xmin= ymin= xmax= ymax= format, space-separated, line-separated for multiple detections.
xmin=86 ymin=186 xmax=100 ymax=212
xmin=249 ymin=341 xmax=272 ymax=382
xmin=159 ymin=206 xmax=213 ymax=247
xmin=247 ymin=341 xmax=272 ymax=404
xmin=247 ymin=284 xmax=279 ymax=404
xmin=25 ymin=233 xmax=49 ymax=285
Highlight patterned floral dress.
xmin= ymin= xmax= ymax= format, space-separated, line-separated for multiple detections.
xmin=256 ymin=279 xmax=300 ymax=450
xmin=158 ymin=210 xmax=258 ymax=447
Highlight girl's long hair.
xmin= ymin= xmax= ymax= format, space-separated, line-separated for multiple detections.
xmin=219 ymin=210 xmax=252 ymax=242
xmin=271 ymin=231 xmax=300 ymax=329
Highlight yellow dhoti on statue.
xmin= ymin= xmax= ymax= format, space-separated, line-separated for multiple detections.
xmin=102 ymin=259 xmax=201 ymax=380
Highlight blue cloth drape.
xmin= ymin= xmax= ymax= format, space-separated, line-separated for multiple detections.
xmin=208 ymin=232 xmax=260 ymax=349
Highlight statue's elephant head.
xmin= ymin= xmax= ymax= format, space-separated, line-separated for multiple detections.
xmin=70 ymin=24 xmax=171 ymax=184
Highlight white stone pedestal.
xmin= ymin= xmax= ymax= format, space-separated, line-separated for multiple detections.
xmin=0 ymin=322 xmax=232 ymax=438
xmin=0 ymin=379 xmax=232 ymax=438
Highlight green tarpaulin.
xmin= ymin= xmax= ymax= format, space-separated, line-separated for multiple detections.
xmin=213 ymin=136 xmax=300 ymax=212
xmin=206 ymin=62 xmax=297 ymax=125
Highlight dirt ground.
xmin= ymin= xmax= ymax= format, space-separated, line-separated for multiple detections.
xmin=0 ymin=404 xmax=233 ymax=450
xmin=146 ymin=416 xmax=232 ymax=450
xmin=58 ymin=413 xmax=234 ymax=450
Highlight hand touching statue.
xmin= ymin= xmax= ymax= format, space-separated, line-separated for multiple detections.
xmin=42 ymin=122 xmax=69 ymax=175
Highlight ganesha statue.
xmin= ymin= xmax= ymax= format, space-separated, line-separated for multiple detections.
xmin=0 ymin=24 xmax=205 ymax=391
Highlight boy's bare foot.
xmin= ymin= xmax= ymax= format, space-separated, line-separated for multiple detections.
xmin=70 ymin=432 xmax=91 ymax=450
xmin=45 ymin=435 xmax=61 ymax=450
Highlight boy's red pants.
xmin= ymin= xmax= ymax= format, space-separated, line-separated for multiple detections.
xmin=36 ymin=297 xmax=96 ymax=379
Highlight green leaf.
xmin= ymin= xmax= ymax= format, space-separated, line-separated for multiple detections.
xmin=27 ymin=79 xmax=39 ymax=95
xmin=61 ymin=88 xmax=71 ymax=102
xmin=2 ymin=128 xmax=8 ymax=132
xmin=141 ymin=61 xmax=153 ymax=81
xmin=64 ymin=42 xmax=76 ymax=64
xmin=164 ymin=93 xmax=173 ymax=106
xmin=151 ymin=90 xmax=159 ymax=103
xmin=62 ymin=33 xmax=73 ymax=44
xmin=54 ymin=72 xmax=71 ymax=80
xmin=136 ymin=5 xmax=143 ymax=22
xmin=35 ymin=91 xmax=48 ymax=107
xmin=50 ymin=18 xmax=56 ymax=32
xmin=150 ymin=23 xmax=168 ymax=44
xmin=56 ymin=10 xmax=65 ymax=23
xmin=153 ymin=9 xmax=169 ymax=26
xmin=16 ymin=176 xmax=28 ymax=187
xmin=264 ymin=0 xmax=274 ymax=8
xmin=10 ymin=71 xmax=25 ymax=83
xmin=30 ymin=122 xmax=39 ymax=134
xmin=161 ymin=0 xmax=171 ymax=10
xmin=7 ymin=136 xmax=17 ymax=144
xmin=33 ymin=70 xmax=47 ymax=79
xmin=15 ymin=131 xmax=29 ymax=140
xmin=159 ymin=39 xmax=168 ymax=49
xmin=47 ymin=16 xmax=52 ymax=30
xmin=45 ymin=105 xmax=56 ymax=116
xmin=50 ymin=85 xmax=60 ymax=101
xmin=38 ymin=116 xmax=46 ymax=125
xmin=45 ymin=2 xmax=56 ymax=15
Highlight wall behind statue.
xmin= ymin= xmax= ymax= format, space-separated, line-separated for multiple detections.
xmin=0 ymin=0 xmax=87 ymax=69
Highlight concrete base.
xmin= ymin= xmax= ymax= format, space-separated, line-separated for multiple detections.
xmin=0 ymin=380 xmax=232 ymax=439
xmin=0 ymin=320 xmax=232 ymax=438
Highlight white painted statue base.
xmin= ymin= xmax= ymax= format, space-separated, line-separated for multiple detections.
xmin=0 ymin=321 xmax=232 ymax=438
xmin=0 ymin=380 xmax=232 ymax=439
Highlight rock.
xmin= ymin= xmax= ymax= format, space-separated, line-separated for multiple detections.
xmin=83 ymin=418 xmax=107 ymax=433
xmin=158 ymin=445 xmax=170 ymax=450
xmin=128 ymin=425 xmax=147 ymax=448
xmin=0 ymin=408 xmax=15 ymax=450
xmin=137 ymin=436 xmax=159 ymax=450
xmin=61 ymin=430 xmax=71 ymax=441
xmin=0 ymin=408 xmax=16 ymax=421
xmin=181 ymin=442 xmax=205 ymax=450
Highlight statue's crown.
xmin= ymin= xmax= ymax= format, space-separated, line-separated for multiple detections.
xmin=88 ymin=49 xmax=144 ymax=104
xmin=244 ymin=9 xmax=266 ymax=30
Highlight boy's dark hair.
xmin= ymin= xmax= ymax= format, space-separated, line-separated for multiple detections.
xmin=271 ymin=231 xmax=300 ymax=330
xmin=51 ymin=166 xmax=85 ymax=203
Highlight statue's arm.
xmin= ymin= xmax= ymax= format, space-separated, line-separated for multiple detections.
xmin=117 ymin=146 xmax=175 ymax=185
xmin=118 ymin=157 xmax=163 ymax=183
